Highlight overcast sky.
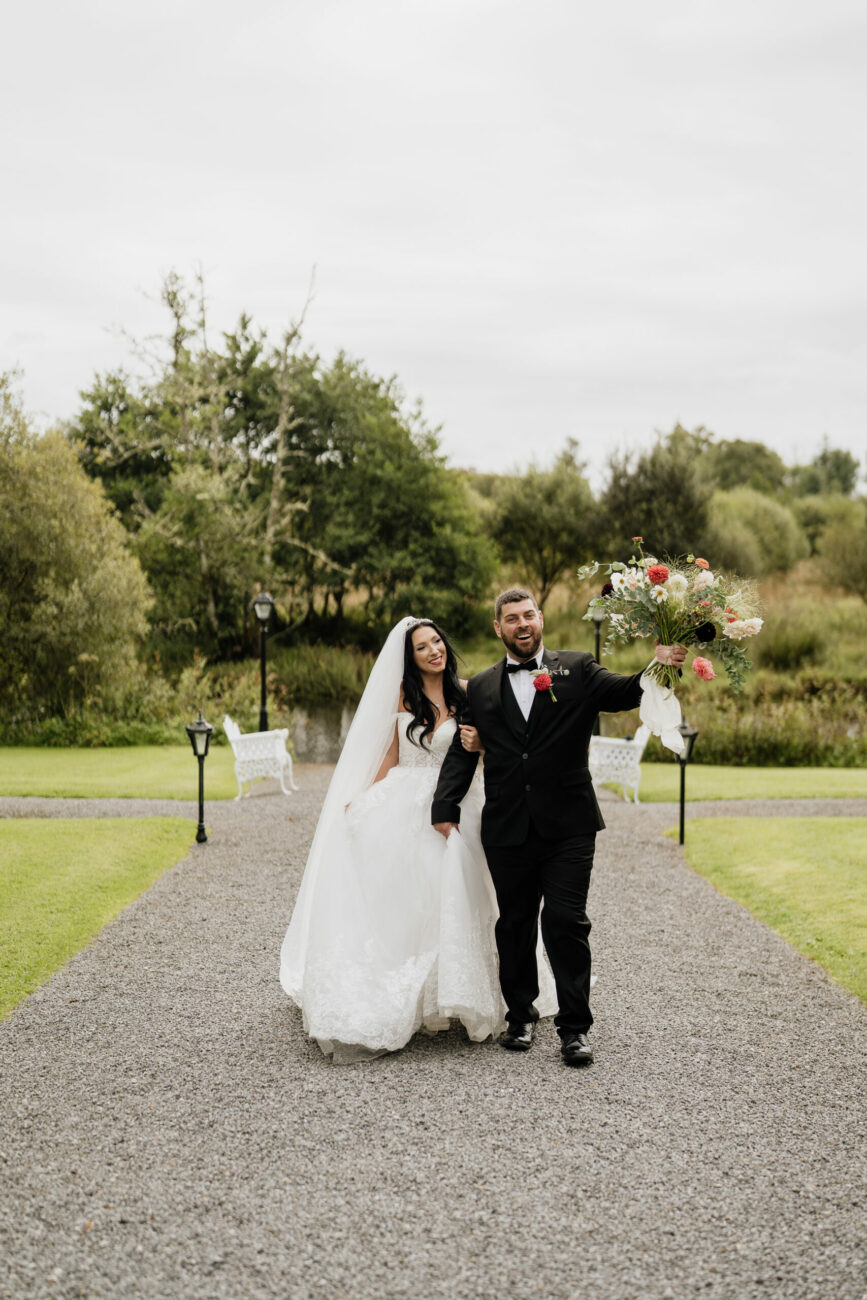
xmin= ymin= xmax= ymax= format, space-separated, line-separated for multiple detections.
xmin=4 ymin=0 xmax=865 ymax=488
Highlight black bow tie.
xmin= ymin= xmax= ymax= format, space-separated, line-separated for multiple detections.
xmin=506 ymin=660 xmax=538 ymax=674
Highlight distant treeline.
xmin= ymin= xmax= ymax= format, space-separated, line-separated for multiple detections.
xmin=0 ymin=271 xmax=864 ymax=728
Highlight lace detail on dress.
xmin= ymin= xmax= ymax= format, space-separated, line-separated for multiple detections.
xmin=396 ymin=712 xmax=457 ymax=769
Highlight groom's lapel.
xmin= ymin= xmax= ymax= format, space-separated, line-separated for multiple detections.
xmin=527 ymin=649 xmax=560 ymax=735
xmin=492 ymin=658 xmax=527 ymax=740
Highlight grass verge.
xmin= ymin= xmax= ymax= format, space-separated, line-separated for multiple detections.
xmin=620 ymin=763 xmax=867 ymax=803
xmin=671 ymin=816 xmax=866 ymax=1002
xmin=0 ymin=817 xmax=194 ymax=1018
xmin=0 ymin=745 xmax=239 ymax=800
xmin=1 ymin=748 xmax=864 ymax=803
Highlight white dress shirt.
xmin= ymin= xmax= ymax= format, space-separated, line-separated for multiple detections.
xmin=505 ymin=646 xmax=544 ymax=721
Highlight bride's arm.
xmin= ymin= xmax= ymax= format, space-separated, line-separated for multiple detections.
xmin=373 ymin=722 xmax=399 ymax=783
xmin=346 ymin=721 xmax=399 ymax=811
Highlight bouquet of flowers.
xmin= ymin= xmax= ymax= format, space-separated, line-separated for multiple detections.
xmin=579 ymin=538 xmax=763 ymax=752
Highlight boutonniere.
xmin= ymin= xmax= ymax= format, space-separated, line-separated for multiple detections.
xmin=531 ymin=670 xmax=558 ymax=702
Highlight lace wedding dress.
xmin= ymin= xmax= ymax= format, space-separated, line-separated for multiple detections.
xmin=280 ymin=711 xmax=557 ymax=1063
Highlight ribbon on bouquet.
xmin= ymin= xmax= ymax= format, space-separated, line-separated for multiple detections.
xmin=639 ymin=664 xmax=685 ymax=756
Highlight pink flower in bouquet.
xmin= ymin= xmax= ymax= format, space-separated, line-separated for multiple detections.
xmin=647 ymin=564 xmax=669 ymax=585
xmin=692 ymin=656 xmax=716 ymax=681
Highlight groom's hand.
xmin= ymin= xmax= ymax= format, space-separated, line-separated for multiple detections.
xmin=655 ymin=643 xmax=687 ymax=668
xmin=434 ymin=821 xmax=459 ymax=839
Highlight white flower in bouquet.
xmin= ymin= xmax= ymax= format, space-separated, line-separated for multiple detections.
xmin=649 ymin=584 xmax=669 ymax=603
xmin=723 ymin=616 xmax=763 ymax=640
xmin=665 ymin=573 xmax=688 ymax=598
xmin=693 ymin=569 xmax=715 ymax=591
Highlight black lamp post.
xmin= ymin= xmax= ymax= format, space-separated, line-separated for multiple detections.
xmin=590 ymin=606 xmax=607 ymax=736
xmin=252 ymin=591 xmax=275 ymax=732
xmin=676 ymin=719 xmax=699 ymax=846
xmin=185 ymin=712 xmax=214 ymax=844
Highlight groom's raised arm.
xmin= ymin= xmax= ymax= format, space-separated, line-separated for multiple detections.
xmin=431 ymin=722 xmax=479 ymax=828
xmin=583 ymin=643 xmax=686 ymax=713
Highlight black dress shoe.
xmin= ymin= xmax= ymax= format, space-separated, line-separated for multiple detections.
xmin=560 ymin=1032 xmax=594 ymax=1066
xmin=499 ymin=1022 xmax=535 ymax=1051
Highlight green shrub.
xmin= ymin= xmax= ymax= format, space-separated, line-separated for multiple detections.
xmin=606 ymin=671 xmax=867 ymax=768
xmin=706 ymin=488 xmax=808 ymax=576
xmin=270 ymin=643 xmax=375 ymax=705
xmin=753 ymin=610 xmax=824 ymax=671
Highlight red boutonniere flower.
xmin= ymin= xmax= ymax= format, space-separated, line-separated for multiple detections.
xmin=647 ymin=564 xmax=670 ymax=585
xmin=531 ymin=671 xmax=557 ymax=702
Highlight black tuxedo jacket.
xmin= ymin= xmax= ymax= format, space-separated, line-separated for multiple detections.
xmin=431 ymin=649 xmax=643 ymax=847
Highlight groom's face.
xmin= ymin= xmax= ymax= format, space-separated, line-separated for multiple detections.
xmin=494 ymin=599 xmax=544 ymax=661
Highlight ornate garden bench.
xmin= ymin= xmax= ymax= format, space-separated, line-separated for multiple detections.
xmin=222 ymin=715 xmax=299 ymax=800
xmin=588 ymin=724 xmax=651 ymax=804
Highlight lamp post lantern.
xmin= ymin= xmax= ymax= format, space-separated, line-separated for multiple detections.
xmin=252 ymin=591 xmax=275 ymax=732
xmin=185 ymin=712 xmax=214 ymax=844
xmin=676 ymin=719 xmax=699 ymax=846
xmin=590 ymin=605 xmax=607 ymax=737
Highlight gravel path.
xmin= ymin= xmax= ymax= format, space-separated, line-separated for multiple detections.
xmin=1 ymin=771 xmax=864 ymax=1300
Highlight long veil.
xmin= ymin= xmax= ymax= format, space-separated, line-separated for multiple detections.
xmin=280 ymin=616 xmax=418 ymax=1001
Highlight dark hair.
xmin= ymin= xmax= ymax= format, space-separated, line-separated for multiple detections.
xmin=402 ymin=620 xmax=465 ymax=747
xmin=494 ymin=587 xmax=539 ymax=622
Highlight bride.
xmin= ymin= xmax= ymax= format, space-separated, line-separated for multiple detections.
xmin=279 ymin=616 xmax=556 ymax=1062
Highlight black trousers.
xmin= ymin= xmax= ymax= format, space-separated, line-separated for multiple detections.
xmin=485 ymin=824 xmax=596 ymax=1038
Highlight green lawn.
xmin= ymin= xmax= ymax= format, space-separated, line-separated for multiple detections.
xmin=673 ymin=817 xmax=867 ymax=1002
xmin=1 ymin=747 xmax=865 ymax=803
xmin=624 ymin=763 xmax=867 ymax=803
xmin=0 ymin=817 xmax=195 ymax=1018
xmin=0 ymin=745 xmax=239 ymax=800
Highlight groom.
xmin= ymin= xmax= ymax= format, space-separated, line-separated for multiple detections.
xmin=432 ymin=588 xmax=685 ymax=1067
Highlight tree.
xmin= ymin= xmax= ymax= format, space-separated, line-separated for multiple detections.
xmin=69 ymin=273 xmax=495 ymax=654
xmin=0 ymin=376 xmax=151 ymax=718
xmin=788 ymin=440 xmax=861 ymax=497
xmin=790 ymin=493 xmax=864 ymax=556
xmin=488 ymin=441 xmax=597 ymax=609
xmin=701 ymin=438 xmax=787 ymax=495
xmin=601 ymin=430 xmax=713 ymax=560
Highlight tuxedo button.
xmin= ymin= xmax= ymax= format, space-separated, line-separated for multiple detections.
xmin=525 ymin=784 xmax=531 ymax=791
xmin=522 ymin=752 xmax=528 ymax=760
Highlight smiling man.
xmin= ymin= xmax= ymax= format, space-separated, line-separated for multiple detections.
xmin=432 ymin=587 xmax=685 ymax=1067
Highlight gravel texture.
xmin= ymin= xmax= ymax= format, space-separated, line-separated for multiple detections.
xmin=0 ymin=770 xmax=864 ymax=1300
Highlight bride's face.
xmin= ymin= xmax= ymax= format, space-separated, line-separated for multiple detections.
xmin=412 ymin=626 xmax=447 ymax=675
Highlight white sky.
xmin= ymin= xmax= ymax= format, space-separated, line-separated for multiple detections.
xmin=3 ymin=0 xmax=866 ymax=488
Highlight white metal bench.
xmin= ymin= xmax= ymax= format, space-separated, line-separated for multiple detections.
xmin=222 ymin=714 xmax=299 ymax=801
xmin=589 ymin=724 xmax=651 ymax=803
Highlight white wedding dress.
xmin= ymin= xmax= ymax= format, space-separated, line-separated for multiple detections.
xmin=280 ymin=708 xmax=557 ymax=1063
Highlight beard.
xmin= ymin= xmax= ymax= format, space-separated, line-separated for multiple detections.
xmin=500 ymin=625 xmax=542 ymax=661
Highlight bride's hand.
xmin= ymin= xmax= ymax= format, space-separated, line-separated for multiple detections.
xmin=459 ymin=725 xmax=484 ymax=754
